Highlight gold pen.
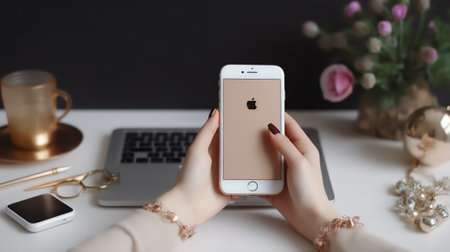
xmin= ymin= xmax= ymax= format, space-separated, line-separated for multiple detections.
xmin=0 ymin=166 xmax=70 ymax=189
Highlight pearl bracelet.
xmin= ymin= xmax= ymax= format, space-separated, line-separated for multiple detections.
xmin=143 ymin=201 xmax=196 ymax=241
xmin=314 ymin=216 xmax=363 ymax=252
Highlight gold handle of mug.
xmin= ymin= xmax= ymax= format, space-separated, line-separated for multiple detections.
xmin=56 ymin=90 xmax=72 ymax=122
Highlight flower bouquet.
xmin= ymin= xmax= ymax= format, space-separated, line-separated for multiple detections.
xmin=303 ymin=0 xmax=450 ymax=139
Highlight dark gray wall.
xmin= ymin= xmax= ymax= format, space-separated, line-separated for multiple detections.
xmin=1 ymin=0 xmax=449 ymax=109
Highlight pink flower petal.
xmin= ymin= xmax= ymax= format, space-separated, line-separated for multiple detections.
xmin=320 ymin=64 xmax=354 ymax=102
xmin=392 ymin=4 xmax=408 ymax=20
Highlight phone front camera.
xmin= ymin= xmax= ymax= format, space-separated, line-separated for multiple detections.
xmin=241 ymin=71 xmax=244 ymax=74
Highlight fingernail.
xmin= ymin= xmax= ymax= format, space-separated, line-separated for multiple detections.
xmin=268 ymin=123 xmax=280 ymax=135
xmin=208 ymin=108 xmax=216 ymax=118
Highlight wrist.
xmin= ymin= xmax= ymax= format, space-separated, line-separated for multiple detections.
xmin=300 ymin=206 xmax=341 ymax=241
xmin=155 ymin=188 xmax=197 ymax=227
xmin=314 ymin=216 xmax=364 ymax=251
xmin=143 ymin=195 xmax=197 ymax=241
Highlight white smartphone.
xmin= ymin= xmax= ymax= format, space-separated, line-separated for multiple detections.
xmin=219 ymin=64 xmax=285 ymax=195
xmin=5 ymin=194 xmax=75 ymax=232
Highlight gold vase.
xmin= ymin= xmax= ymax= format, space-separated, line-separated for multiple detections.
xmin=356 ymin=83 xmax=438 ymax=140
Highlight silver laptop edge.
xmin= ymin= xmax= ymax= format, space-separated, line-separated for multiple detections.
xmin=97 ymin=127 xmax=334 ymax=207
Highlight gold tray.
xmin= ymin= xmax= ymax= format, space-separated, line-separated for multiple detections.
xmin=0 ymin=123 xmax=83 ymax=163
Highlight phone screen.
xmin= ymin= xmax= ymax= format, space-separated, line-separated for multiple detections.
xmin=222 ymin=79 xmax=282 ymax=180
xmin=7 ymin=194 xmax=73 ymax=224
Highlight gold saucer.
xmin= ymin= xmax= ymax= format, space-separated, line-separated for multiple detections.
xmin=0 ymin=123 xmax=83 ymax=163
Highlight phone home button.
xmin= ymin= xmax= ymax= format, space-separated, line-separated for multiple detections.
xmin=247 ymin=181 xmax=258 ymax=192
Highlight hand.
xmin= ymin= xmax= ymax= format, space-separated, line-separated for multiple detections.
xmin=156 ymin=109 xmax=232 ymax=226
xmin=266 ymin=113 xmax=340 ymax=241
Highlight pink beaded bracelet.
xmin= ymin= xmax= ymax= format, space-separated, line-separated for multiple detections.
xmin=143 ymin=201 xmax=196 ymax=241
xmin=314 ymin=216 xmax=363 ymax=252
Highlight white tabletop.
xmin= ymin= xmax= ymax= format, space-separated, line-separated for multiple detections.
xmin=1 ymin=110 xmax=449 ymax=252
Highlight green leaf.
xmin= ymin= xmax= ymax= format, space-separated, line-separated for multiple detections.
xmin=428 ymin=52 xmax=450 ymax=88
xmin=434 ymin=19 xmax=450 ymax=48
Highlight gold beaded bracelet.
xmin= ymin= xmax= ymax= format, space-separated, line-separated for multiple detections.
xmin=314 ymin=216 xmax=363 ymax=252
xmin=142 ymin=201 xmax=196 ymax=241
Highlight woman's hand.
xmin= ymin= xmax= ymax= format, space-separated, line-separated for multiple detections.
xmin=266 ymin=113 xmax=340 ymax=241
xmin=156 ymin=109 xmax=232 ymax=227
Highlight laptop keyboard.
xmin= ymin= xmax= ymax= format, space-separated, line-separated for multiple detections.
xmin=120 ymin=130 xmax=198 ymax=164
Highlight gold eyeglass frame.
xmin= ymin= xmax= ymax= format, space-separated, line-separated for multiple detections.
xmin=25 ymin=169 xmax=118 ymax=199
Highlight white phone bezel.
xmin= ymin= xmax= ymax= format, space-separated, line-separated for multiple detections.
xmin=4 ymin=194 xmax=76 ymax=232
xmin=219 ymin=64 xmax=285 ymax=195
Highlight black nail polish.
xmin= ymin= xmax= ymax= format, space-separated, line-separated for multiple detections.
xmin=268 ymin=123 xmax=280 ymax=135
xmin=208 ymin=108 xmax=216 ymax=118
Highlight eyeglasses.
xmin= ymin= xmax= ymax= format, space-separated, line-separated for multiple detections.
xmin=25 ymin=170 xmax=118 ymax=199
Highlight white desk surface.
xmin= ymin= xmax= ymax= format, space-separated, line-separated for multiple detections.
xmin=1 ymin=109 xmax=449 ymax=252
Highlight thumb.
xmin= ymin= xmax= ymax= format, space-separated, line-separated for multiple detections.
xmin=190 ymin=109 xmax=219 ymax=150
xmin=267 ymin=123 xmax=306 ymax=168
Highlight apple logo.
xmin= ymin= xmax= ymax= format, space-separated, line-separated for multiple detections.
xmin=247 ymin=98 xmax=257 ymax=110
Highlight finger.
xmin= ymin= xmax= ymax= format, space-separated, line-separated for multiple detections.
xmin=267 ymin=123 xmax=306 ymax=168
xmin=284 ymin=113 xmax=318 ymax=159
xmin=190 ymin=109 xmax=219 ymax=150
xmin=265 ymin=183 xmax=288 ymax=205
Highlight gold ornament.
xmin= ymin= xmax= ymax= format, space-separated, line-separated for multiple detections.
xmin=403 ymin=106 xmax=450 ymax=166
xmin=394 ymin=106 xmax=450 ymax=232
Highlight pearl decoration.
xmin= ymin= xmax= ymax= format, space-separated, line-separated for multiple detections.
xmin=394 ymin=176 xmax=449 ymax=232
xmin=406 ymin=209 xmax=419 ymax=221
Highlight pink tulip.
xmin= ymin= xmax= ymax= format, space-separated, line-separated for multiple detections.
xmin=392 ymin=4 xmax=408 ymax=20
xmin=344 ymin=1 xmax=362 ymax=19
xmin=320 ymin=64 xmax=354 ymax=102
xmin=377 ymin=21 xmax=392 ymax=36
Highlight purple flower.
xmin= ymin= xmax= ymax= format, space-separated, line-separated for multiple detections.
xmin=377 ymin=21 xmax=392 ymax=36
xmin=428 ymin=21 xmax=437 ymax=32
xmin=392 ymin=4 xmax=408 ymax=20
xmin=344 ymin=1 xmax=362 ymax=19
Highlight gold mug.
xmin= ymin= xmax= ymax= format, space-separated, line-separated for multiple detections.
xmin=0 ymin=70 xmax=72 ymax=150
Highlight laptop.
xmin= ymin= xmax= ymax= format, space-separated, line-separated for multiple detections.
xmin=97 ymin=127 xmax=334 ymax=206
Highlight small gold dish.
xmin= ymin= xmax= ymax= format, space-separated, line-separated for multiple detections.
xmin=0 ymin=123 xmax=82 ymax=163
